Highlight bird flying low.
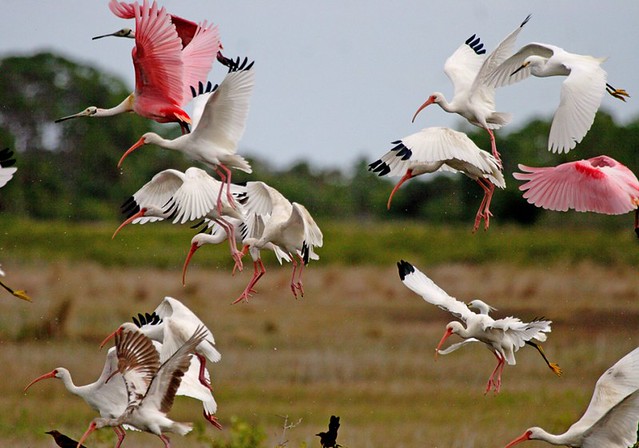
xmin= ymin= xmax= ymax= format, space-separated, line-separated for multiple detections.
xmin=397 ymin=260 xmax=559 ymax=393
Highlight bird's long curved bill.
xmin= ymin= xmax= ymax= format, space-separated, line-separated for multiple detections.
xmin=54 ymin=110 xmax=90 ymax=123
xmin=24 ymin=370 xmax=56 ymax=392
xmin=76 ymin=422 xmax=97 ymax=448
xmin=99 ymin=328 xmax=119 ymax=349
xmin=434 ymin=327 xmax=454 ymax=361
xmin=182 ymin=243 xmax=200 ymax=286
xmin=411 ymin=97 xmax=435 ymax=123
xmin=387 ymin=171 xmax=413 ymax=210
xmin=92 ymin=31 xmax=121 ymax=40
xmin=504 ymin=431 xmax=531 ymax=448
xmin=118 ymin=137 xmax=146 ymax=169
xmin=510 ymin=63 xmax=528 ymax=77
xmin=112 ymin=209 xmax=146 ymax=239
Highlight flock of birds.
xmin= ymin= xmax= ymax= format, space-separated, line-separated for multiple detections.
xmin=1 ymin=1 xmax=638 ymax=447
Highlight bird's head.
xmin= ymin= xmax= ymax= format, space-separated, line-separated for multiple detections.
xmin=504 ymin=428 xmax=538 ymax=447
xmin=411 ymin=93 xmax=443 ymax=123
xmin=118 ymin=133 xmax=157 ymax=169
xmin=76 ymin=418 xmax=108 ymax=448
xmin=54 ymin=106 xmax=98 ymax=123
xmin=467 ymin=299 xmax=497 ymax=315
xmin=112 ymin=207 xmax=148 ymax=239
xmin=99 ymin=325 xmax=128 ymax=350
xmin=24 ymin=368 xmax=65 ymax=392
xmin=435 ymin=322 xmax=464 ymax=360
xmin=92 ymin=27 xmax=134 ymax=40
xmin=182 ymin=235 xmax=209 ymax=285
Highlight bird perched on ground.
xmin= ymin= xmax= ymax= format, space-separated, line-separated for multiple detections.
xmin=411 ymin=15 xmax=532 ymax=164
xmin=513 ymin=155 xmax=639 ymax=238
xmin=504 ymin=346 xmax=639 ymax=447
xmin=486 ymin=42 xmax=630 ymax=153
xmin=45 ymin=430 xmax=87 ymax=448
xmin=316 ymin=415 xmax=341 ymax=448
xmin=397 ymin=260 xmax=558 ymax=393
xmin=369 ymin=127 xmax=505 ymax=232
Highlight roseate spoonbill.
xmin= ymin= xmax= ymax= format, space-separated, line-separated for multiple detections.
xmin=77 ymin=326 xmax=207 ymax=448
xmin=113 ymin=167 xmax=246 ymax=272
xmin=368 ymin=127 xmax=505 ymax=232
xmin=411 ymin=15 xmax=531 ymax=163
xmin=182 ymin=217 xmax=291 ymax=303
xmin=101 ymin=296 xmax=221 ymax=396
xmin=0 ymin=147 xmax=17 ymax=188
xmin=24 ymin=348 xmax=133 ymax=447
xmin=45 ymin=430 xmax=87 ymax=448
xmin=94 ymin=0 xmax=233 ymax=66
xmin=118 ymin=58 xmax=255 ymax=213
xmin=241 ymin=181 xmax=323 ymax=299
xmin=504 ymin=346 xmax=639 ymax=447
xmin=56 ymin=0 xmax=221 ymax=133
xmin=486 ymin=43 xmax=629 ymax=154
xmin=513 ymin=155 xmax=639 ymax=237
xmin=397 ymin=260 xmax=557 ymax=393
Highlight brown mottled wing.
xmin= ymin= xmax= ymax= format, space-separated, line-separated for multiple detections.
xmin=115 ymin=328 xmax=161 ymax=406
xmin=143 ymin=325 xmax=208 ymax=414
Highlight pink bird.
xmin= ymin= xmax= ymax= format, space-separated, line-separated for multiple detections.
xmin=369 ymin=127 xmax=505 ymax=232
xmin=411 ymin=15 xmax=531 ymax=164
xmin=513 ymin=155 xmax=639 ymax=237
xmin=56 ymin=0 xmax=221 ymax=133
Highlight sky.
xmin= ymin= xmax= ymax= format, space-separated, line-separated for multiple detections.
xmin=3 ymin=1 xmax=638 ymax=170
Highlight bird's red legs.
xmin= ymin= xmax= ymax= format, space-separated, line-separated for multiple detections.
xmin=159 ymin=433 xmax=171 ymax=448
xmin=290 ymin=254 xmax=306 ymax=298
xmin=472 ymin=178 xmax=495 ymax=233
xmin=204 ymin=410 xmax=223 ymax=430
xmin=214 ymin=164 xmax=237 ymax=213
xmin=485 ymin=128 xmax=502 ymax=167
xmin=195 ymin=353 xmax=212 ymax=390
xmin=485 ymin=351 xmax=504 ymax=394
xmin=114 ymin=426 xmax=126 ymax=448
xmin=214 ymin=218 xmax=243 ymax=273
xmin=232 ymin=245 xmax=250 ymax=276
xmin=233 ymin=258 xmax=266 ymax=304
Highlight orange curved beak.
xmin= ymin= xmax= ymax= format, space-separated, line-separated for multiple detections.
xmin=118 ymin=137 xmax=146 ymax=169
xmin=504 ymin=430 xmax=532 ymax=447
xmin=411 ymin=96 xmax=435 ymax=123
xmin=387 ymin=170 xmax=414 ymax=210
xmin=435 ymin=327 xmax=454 ymax=361
xmin=99 ymin=327 xmax=120 ymax=350
xmin=76 ymin=421 xmax=97 ymax=448
xmin=182 ymin=243 xmax=200 ymax=286
xmin=24 ymin=370 xmax=56 ymax=393
xmin=112 ymin=209 xmax=147 ymax=239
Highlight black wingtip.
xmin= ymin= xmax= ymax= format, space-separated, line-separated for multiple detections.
xmin=397 ymin=260 xmax=414 ymax=281
xmin=521 ymin=14 xmax=532 ymax=28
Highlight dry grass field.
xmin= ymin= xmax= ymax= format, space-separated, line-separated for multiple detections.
xmin=1 ymin=258 xmax=638 ymax=447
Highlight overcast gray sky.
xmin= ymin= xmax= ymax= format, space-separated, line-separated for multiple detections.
xmin=3 ymin=1 xmax=638 ymax=170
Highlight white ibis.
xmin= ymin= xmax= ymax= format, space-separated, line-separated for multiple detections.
xmin=513 ymin=155 xmax=639 ymax=237
xmin=77 ymin=325 xmax=208 ymax=448
xmin=504 ymin=346 xmax=639 ymax=447
xmin=397 ymin=260 xmax=558 ymax=393
xmin=56 ymin=0 xmax=220 ymax=133
xmin=369 ymin=127 xmax=505 ymax=232
xmin=411 ymin=15 xmax=531 ymax=164
xmin=486 ymin=42 xmax=630 ymax=153
xmin=118 ymin=58 xmax=255 ymax=214
xmin=240 ymin=181 xmax=323 ymax=299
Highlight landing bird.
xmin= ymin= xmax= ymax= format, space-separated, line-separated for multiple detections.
xmin=77 ymin=325 xmax=208 ymax=448
xmin=486 ymin=42 xmax=630 ymax=153
xmin=118 ymin=58 xmax=255 ymax=214
xmin=182 ymin=218 xmax=291 ymax=304
xmin=504 ymin=346 xmax=639 ymax=447
xmin=113 ymin=167 xmax=246 ymax=272
xmin=240 ymin=181 xmax=323 ymax=300
xmin=438 ymin=299 xmax=562 ymax=376
xmin=56 ymin=0 xmax=220 ymax=133
xmin=94 ymin=0 xmax=232 ymax=65
xmin=45 ymin=430 xmax=87 ymax=448
xmin=316 ymin=415 xmax=341 ymax=448
xmin=411 ymin=15 xmax=531 ymax=164
xmin=369 ymin=127 xmax=505 ymax=232
xmin=0 ymin=147 xmax=17 ymax=188
xmin=513 ymin=155 xmax=639 ymax=237
xmin=100 ymin=297 xmax=221 ymax=400
xmin=397 ymin=260 xmax=556 ymax=393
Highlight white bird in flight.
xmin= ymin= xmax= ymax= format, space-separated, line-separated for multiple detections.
xmin=504 ymin=346 xmax=639 ymax=447
xmin=397 ymin=260 xmax=559 ymax=393
xmin=486 ymin=42 xmax=630 ymax=153
xmin=369 ymin=127 xmax=505 ymax=232
xmin=411 ymin=15 xmax=532 ymax=164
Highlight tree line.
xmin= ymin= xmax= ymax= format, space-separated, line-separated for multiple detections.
xmin=1 ymin=52 xmax=638 ymax=227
